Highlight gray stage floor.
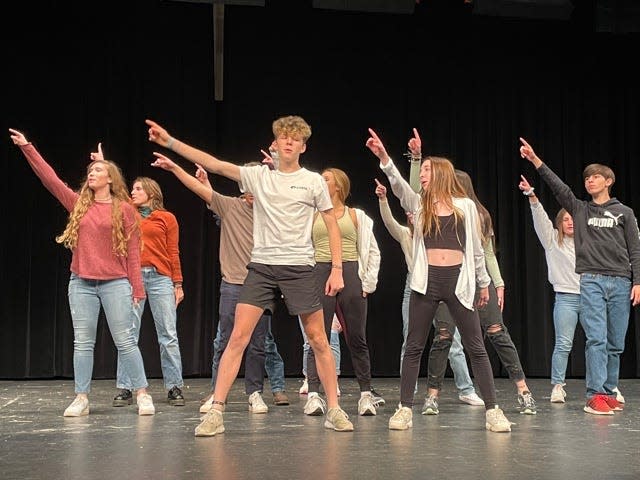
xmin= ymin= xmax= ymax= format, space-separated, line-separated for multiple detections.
xmin=1 ymin=377 xmax=638 ymax=480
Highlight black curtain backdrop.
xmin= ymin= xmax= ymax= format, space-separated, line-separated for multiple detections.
xmin=2 ymin=0 xmax=639 ymax=381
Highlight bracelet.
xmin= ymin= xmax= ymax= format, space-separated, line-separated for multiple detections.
xmin=331 ymin=264 xmax=343 ymax=270
xmin=522 ymin=187 xmax=535 ymax=197
xmin=403 ymin=151 xmax=422 ymax=162
xmin=174 ymin=283 xmax=183 ymax=288
xmin=212 ymin=399 xmax=225 ymax=406
xmin=166 ymin=136 xmax=175 ymax=150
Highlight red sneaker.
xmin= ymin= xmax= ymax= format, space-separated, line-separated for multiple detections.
xmin=603 ymin=395 xmax=624 ymax=411
xmin=583 ymin=394 xmax=614 ymax=415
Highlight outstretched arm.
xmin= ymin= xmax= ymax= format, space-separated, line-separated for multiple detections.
xmin=407 ymin=128 xmax=422 ymax=193
xmin=146 ymin=119 xmax=241 ymax=182
xmin=151 ymin=153 xmax=213 ymax=203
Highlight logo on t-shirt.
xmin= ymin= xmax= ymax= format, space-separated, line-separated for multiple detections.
xmin=290 ymin=185 xmax=310 ymax=191
xmin=588 ymin=211 xmax=624 ymax=228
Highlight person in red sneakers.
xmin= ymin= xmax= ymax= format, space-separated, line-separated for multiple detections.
xmin=520 ymin=138 xmax=640 ymax=415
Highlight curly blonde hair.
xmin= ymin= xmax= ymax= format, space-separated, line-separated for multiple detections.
xmin=419 ymin=156 xmax=466 ymax=238
xmin=272 ymin=115 xmax=312 ymax=142
xmin=56 ymin=160 xmax=134 ymax=256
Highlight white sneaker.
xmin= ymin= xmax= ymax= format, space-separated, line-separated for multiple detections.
xmin=358 ymin=393 xmax=377 ymax=416
xmin=195 ymin=408 xmax=225 ymax=437
xmin=248 ymin=391 xmax=269 ymax=414
xmin=388 ymin=404 xmax=413 ymax=430
xmin=200 ymin=393 xmax=214 ymax=414
xmin=550 ymin=385 xmax=567 ymax=403
xmin=137 ymin=393 xmax=155 ymax=416
xmin=485 ymin=406 xmax=511 ymax=433
xmin=459 ymin=392 xmax=485 ymax=406
xmin=303 ymin=393 xmax=327 ymax=416
xmin=612 ymin=387 xmax=625 ymax=404
xmin=63 ymin=396 xmax=89 ymax=417
xmin=299 ymin=378 xmax=308 ymax=395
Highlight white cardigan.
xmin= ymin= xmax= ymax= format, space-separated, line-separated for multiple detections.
xmin=354 ymin=207 xmax=381 ymax=294
xmin=380 ymin=159 xmax=490 ymax=310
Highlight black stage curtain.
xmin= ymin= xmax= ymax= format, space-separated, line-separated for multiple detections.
xmin=2 ymin=0 xmax=639 ymax=380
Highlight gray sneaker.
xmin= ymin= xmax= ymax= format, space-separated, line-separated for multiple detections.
xmin=324 ymin=407 xmax=354 ymax=431
xmin=550 ymin=385 xmax=566 ymax=403
xmin=358 ymin=393 xmax=377 ymax=416
xmin=485 ymin=406 xmax=512 ymax=432
xmin=63 ymin=396 xmax=90 ymax=417
xmin=389 ymin=405 xmax=413 ymax=430
xmin=195 ymin=408 xmax=225 ymax=437
xmin=421 ymin=395 xmax=439 ymax=415
xmin=370 ymin=388 xmax=386 ymax=407
xmin=303 ymin=393 xmax=327 ymax=416
xmin=518 ymin=392 xmax=537 ymax=414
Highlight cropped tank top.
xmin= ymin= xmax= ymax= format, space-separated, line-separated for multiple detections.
xmin=423 ymin=214 xmax=465 ymax=251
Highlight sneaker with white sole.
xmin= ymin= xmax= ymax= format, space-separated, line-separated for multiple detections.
xmin=459 ymin=392 xmax=485 ymax=406
xmin=195 ymin=408 xmax=225 ymax=437
xmin=63 ymin=396 xmax=89 ymax=417
xmin=137 ymin=393 xmax=155 ymax=416
xmin=485 ymin=406 xmax=512 ymax=432
xmin=358 ymin=393 xmax=377 ymax=416
xmin=612 ymin=387 xmax=625 ymax=404
xmin=550 ymin=385 xmax=567 ymax=403
xmin=303 ymin=393 xmax=327 ymax=416
xmin=248 ymin=391 xmax=269 ymax=414
xmin=324 ymin=407 xmax=354 ymax=431
xmin=389 ymin=405 xmax=413 ymax=430
xmin=299 ymin=378 xmax=308 ymax=395
xmin=517 ymin=391 xmax=537 ymax=415
xmin=421 ymin=395 xmax=439 ymax=415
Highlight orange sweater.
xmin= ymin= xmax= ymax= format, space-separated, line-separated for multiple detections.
xmin=139 ymin=210 xmax=183 ymax=285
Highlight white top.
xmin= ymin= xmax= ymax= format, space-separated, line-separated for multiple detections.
xmin=380 ymin=159 xmax=490 ymax=310
xmin=530 ymin=201 xmax=580 ymax=294
xmin=240 ymin=165 xmax=332 ymax=266
xmin=378 ymin=198 xmax=414 ymax=273
xmin=353 ymin=207 xmax=381 ymax=294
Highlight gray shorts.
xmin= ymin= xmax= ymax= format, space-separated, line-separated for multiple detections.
xmin=239 ymin=262 xmax=322 ymax=316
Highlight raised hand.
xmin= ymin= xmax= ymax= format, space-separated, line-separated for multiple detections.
xmin=260 ymin=148 xmax=276 ymax=169
xmin=195 ymin=164 xmax=212 ymax=188
xmin=408 ymin=128 xmax=421 ymax=157
xmin=374 ymin=178 xmax=387 ymax=199
xmin=151 ymin=152 xmax=178 ymax=171
xmin=90 ymin=142 xmax=104 ymax=162
xmin=519 ymin=137 xmax=538 ymax=162
xmin=9 ymin=128 xmax=28 ymax=146
xmin=146 ymin=119 xmax=172 ymax=148
xmin=365 ymin=128 xmax=390 ymax=165
xmin=518 ymin=175 xmax=532 ymax=193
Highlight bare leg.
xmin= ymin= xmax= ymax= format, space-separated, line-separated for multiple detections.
xmin=300 ymin=309 xmax=338 ymax=408
xmin=212 ymin=303 xmax=263 ymax=410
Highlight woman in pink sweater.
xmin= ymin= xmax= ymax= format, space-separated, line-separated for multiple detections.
xmin=9 ymin=128 xmax=154 ymax=417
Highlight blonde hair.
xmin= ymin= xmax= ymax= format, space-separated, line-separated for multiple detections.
xmin=419 ymin=156 xmax=466 ymax=238
xmin=134 ymin=176 xmax=165 ymax=211
xmin=322 ymin=167 xmax=350 ymax=205
xmin=56 ymin=160 xmax=134 ymax=257
xmin=272 ymin=115 xmax=312 ymax=142
xmin=555 ymin=208 xmax=570 ymax=246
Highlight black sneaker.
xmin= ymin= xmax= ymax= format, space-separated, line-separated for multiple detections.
xmin=371 ymin=388 xmax=386 ymax=407
xmin=113 ymin=389 xmax=132 ymax=407
xmin=168 ymin=386 xmax=185 ymax=406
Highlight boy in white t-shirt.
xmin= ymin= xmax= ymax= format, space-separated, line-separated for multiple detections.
xmin=146 ymin=115 xmax=353 ymax=434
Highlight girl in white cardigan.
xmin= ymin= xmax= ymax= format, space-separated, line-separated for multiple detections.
xmin=366 ymin=128 xmax=512 ymax=433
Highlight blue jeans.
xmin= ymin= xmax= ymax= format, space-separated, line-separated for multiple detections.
xmin=579 ymin=274 xmax=631 ymax=399
xmin=117 ymin=267 xmax=183 ymax=390
xmin=68 ymin=274 xmax=148 ymax=393
xmin=264 ymin=320 xmax=286 ymax=392
xmin=401 ymin=273 xmax=475 ymax=396
xmin=551 ymin=292 xmax=580 ymax=385
xmin=299 ymin=317 xmax=341 ymax=376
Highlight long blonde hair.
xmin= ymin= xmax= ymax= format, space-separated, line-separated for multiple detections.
xmin=322 ymin=167 xmax=351 ymax=205
xmin=420 ymin=156 xmax=466 ymax=238
xmin=56 ymin=160 xmax=133 ymax=256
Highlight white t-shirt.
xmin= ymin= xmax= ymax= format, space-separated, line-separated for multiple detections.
xmin=239 ymin=165 xmax=332 ymax=266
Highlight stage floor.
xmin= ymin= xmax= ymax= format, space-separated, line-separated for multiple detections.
xmin=1 ymin=377 xmax=638 ymax=480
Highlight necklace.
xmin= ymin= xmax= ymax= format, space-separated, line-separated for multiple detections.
xmin=94 ymin=195 xmax=112 ymax=202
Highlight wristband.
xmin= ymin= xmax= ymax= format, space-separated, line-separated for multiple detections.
xmin=166 ymin=136 xmax=175 ymax=150
xmin=522 ymin=187 xmax=535 ymax=197
xmin=331 ymin=264 xmax=343 ymax=270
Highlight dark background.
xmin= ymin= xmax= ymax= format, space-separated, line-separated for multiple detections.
xmin=2 ymin=0 xmax=639 ymax=382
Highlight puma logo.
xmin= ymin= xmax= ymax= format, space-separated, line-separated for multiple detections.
xmin=603 ymin=211 xmax=624 ymax=225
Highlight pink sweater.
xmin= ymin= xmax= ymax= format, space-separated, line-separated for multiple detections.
xmin=20 ymin=144 xmax=145 ymax=299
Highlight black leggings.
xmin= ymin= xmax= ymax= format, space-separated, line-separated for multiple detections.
xmin=401 ymin=264 xmax=497 ymax=408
